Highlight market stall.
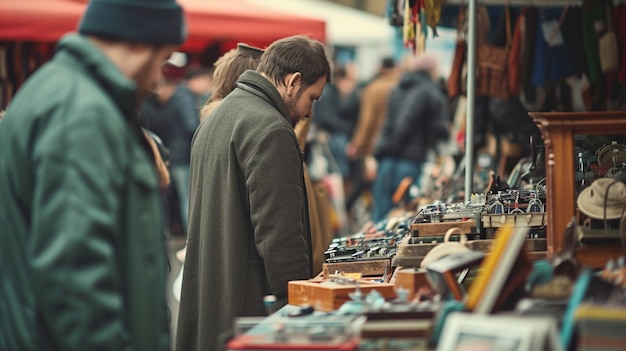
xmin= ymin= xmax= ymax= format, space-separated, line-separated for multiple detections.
xmin=0 ymin=0 xmax=327 ymax=109
xmin=445 ymin=0 xmax=586 ymax=199
xmin=0 ymin=0 xmax=326 ymax=51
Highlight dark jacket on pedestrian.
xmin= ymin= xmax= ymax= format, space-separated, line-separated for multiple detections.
xmin=374 ymin=71 xmax=449 ymax=163
xmin=177 ymin=70 xmax=312 ymax=351
xmin=0 ymin=35 xmax=170 ymax=351
xmin=312 ymin=83 xmax=359 ymax=136
xmin=140 ymin=84 xmax=199 ymax=166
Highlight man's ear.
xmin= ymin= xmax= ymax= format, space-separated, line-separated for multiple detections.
xmin=285 ymin=72 xmax=302 ymax=97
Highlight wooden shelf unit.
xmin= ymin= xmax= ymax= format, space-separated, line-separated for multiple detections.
xmin=529 ymin=111 xmax=626 ymax=268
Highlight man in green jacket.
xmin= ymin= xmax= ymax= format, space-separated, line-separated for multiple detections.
xmin=176 ymin=35 xmax=331 ymax=351
xmin=0 ymin=0 xmax=185 ymax=350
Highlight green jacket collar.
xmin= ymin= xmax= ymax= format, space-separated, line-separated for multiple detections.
xmin=236 ymin=70 xmax=291 ymax=124
xmin=55 ymin=34 xmax=139 ymax=118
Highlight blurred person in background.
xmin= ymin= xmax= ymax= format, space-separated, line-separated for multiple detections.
xmin=312 ymin=62 xmax=360 ymax=181
xmin=310 ymin=62 xmax=360 ymax=235
xmin=371 ymin=52 xmax=450 ymax=223
xmin=295 ymin=119 xmax=334 ymax=276
xmin=140 ymin=61 xmax=199 ymax=236
xmin=346 ymin=57 xmax=399 ymax=220
xmin=0 ymin=0 xmax=185 ymax=350
xmin=177 ymin=35 xmax=330 ymax=351
xmin=185 ymin=65 xmax=214 ymax=110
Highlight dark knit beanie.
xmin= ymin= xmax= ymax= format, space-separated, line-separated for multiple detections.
xmin=78 ymin=0 xmax=186 ymax=45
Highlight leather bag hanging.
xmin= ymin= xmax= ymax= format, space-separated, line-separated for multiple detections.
xmin=477 ymin=5 xmax=512 ymax=100
xmin=507 ymin=9 xmax=525 ymax=96
xmin=447 ymin=5 xmax=466 ymax=98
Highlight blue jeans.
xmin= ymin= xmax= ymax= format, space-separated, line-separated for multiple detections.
xmin=371 ymin=157 xmax=422 ymax=223
xmin=328 ymin=133 xmax=350 ymax=179
xmin=170 ymin=164 xmax=190 ymax=235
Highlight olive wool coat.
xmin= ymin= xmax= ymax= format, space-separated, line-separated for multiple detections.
xmin=0 ymin=35 xmax=170 ymax=351
xmin=177 ymin=70 xmax=313 ymax=351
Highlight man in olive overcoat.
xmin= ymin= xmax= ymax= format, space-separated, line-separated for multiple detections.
xmin=176 ymin=35 xmax=331 ymax=351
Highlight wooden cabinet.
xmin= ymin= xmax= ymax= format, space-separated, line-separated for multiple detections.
xmin=529 ymin=111 xmax=626 ymax=268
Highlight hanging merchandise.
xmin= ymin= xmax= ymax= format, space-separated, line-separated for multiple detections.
xmin=582 ymin=0 xmax=608 ymax=84
xmin=617 ymin=3 xmax=626 ymax=83
xmin=402 ymin=0 xmax=426 ymax=55
xmin=447 ymin=5 xmax=466 ymax=98
xmin=403 ymin=0 xmax=415 ymax=52
xmin=476 ymin=5 xmax=512 ymax=100
xmin=540 ymin=6 xmax=567 ymax=48
xmin=416 ymin=0 xmax=427 ymax=54
xmin=598 ymin=2 xmax=619 ymax=73
xmin=424 ymin=0 xmax=442 ymax=37
xmin=507 ymin=8 xmax=525 ymax=96
xmin=388 ymin=0 xmax=405 ymax=27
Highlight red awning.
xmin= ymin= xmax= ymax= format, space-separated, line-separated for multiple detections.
xmin=0 ymin=0 xmax=85 ymax=43
xmin=181 ymin=0 xmax=326 ymax=51
xmin=0 ymin=0 xmax=326 ymax=52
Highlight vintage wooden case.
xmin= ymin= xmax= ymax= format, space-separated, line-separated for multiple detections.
xmin=288 ymin=280 xmax=397 ymax=312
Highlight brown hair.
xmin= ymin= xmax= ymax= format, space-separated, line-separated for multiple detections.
xmin=199 ymin=48 xmax=261 ymax=121
xmin=256 ymin=35 xmax=331 ymax=90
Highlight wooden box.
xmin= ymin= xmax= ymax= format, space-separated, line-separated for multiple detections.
xmin=393 ymin=268 xmax=431 ymax=301
xmin=410 ymin=219 xmax=477 ymax=237
xmin=288 ymin=280 xmax=397 ymax=312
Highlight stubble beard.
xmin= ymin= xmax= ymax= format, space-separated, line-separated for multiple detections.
xmin=286 ymin=87 xmax=305 ymax=128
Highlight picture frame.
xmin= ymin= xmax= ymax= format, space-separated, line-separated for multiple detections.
xmin=437 ymin=312 xmax=562 ymax=351
xmin=465 ymin=225 xmax=531 ymax=313
xmin=425 ymin=250 xmax=485 ymax=300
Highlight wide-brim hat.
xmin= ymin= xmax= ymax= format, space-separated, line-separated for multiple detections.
xmin=577 ymin=178 xmax=626 ymax=220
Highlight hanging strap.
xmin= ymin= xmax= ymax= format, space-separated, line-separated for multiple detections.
xmin=605 ymin=2 xmax=614 ymax=32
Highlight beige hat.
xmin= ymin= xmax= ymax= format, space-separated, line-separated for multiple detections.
xmin=577 ymin=178 xmax=626 ymax=220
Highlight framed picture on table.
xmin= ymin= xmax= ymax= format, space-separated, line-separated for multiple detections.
xmin=436 ymin=312 xmax=562 ymax=351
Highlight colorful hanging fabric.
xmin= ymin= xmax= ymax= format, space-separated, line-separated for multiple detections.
xmin=403 ymin=0 xmax=415 ymax=52
xmin=424 ymin=0 xmax=441 ymax=37
xmin=418 ymin=0 xmax=427 ymax=53
xmin=403 ymin=0 xmax=426 ymax=55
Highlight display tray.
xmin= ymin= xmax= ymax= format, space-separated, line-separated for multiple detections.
xmin=392 ymin=237 xmax=547 ymax=268
xmin=227 ymin=336 xmax=360 ymax=351
xmin=227 ymin=307 xmax=362 ymax=351
xmin=322 ymin=259 xmax=392 ymax=282
xmin=481 ymin=212 xmax=546 ymax=228
xmin=361 ymin=310 xmax=435 ymax=339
